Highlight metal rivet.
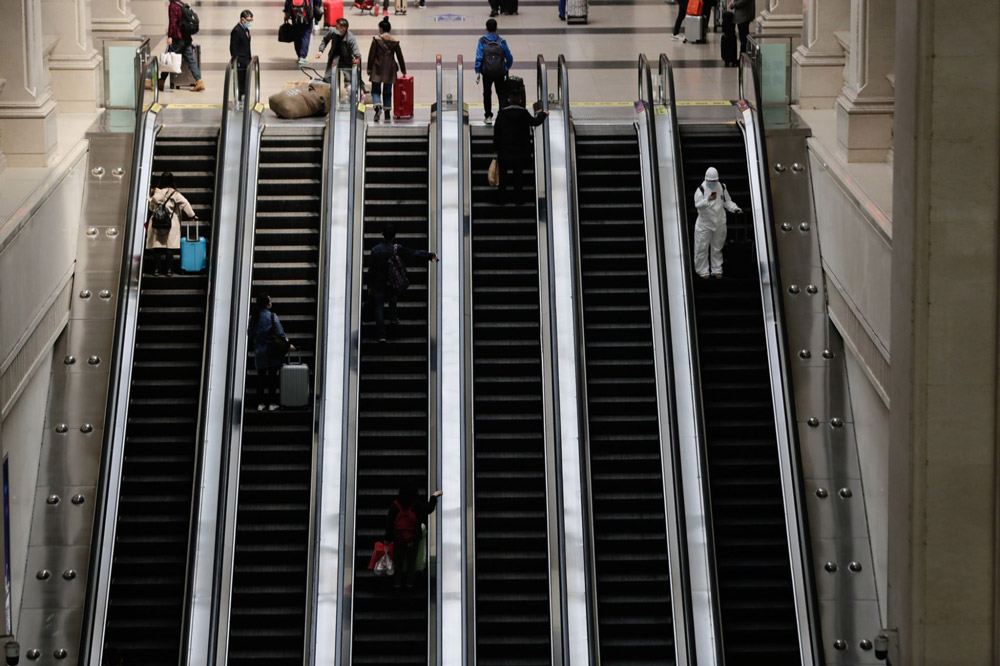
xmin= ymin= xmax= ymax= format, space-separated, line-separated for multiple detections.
xmin=799 ymin=349 xmax=811 ymax=359
xmin=807 ymin=417 xmax=819 ymax=427
xmin=791 ymin=162 xmax=804 ymax=172
xmin=831 ymin=417 xmax=844 ymax=428
xmin=781 ymin=222 xmax=792 ymax=231
xmin=112 ymin=167 xmax=126 ymax=177
xmin=815 ymin=488 xmax=828 ymax=498
xmin=788 ymin=284 xmax=800 ymax=294
xmin=27 ymin=649 xmax=41 ymax=660
xmin=86 ymin=227 xmax=99 ymax=237
xmin=46 ymin=495 xmax=60 ymax=505
xmin=91 ymin=166 xmax=105 ymax=177
xmin=36 ymin=570 xmax=51 ymax=580
xmin=824 ymin=562 xmax=837 ymax=572
xmin=55 ymin=424 xmax=68 ymax=433
xmin=860 ymin=639 xmax=873 ymax=650
xmin=63 ymin=355 xmax=76 ymax=365
xmin=99 ymin=289 xmax=112 ymax=299
xmin=806 ymin=284 xmax=818 ymax=294
xmin=72 ymin=494 xmax=86 ymax=505
xmin=839 ymin=487 xmax=853 ymax=499
xmin=54 ymin=649 xmax=68 ymax=659
xmin=106 ymin=227 xmax=119 ymax=237
xmin=834 ymin=639 xmax=847 ymax=650
xmin=774 ymin=163 xmax=786 ymax=173
xmin=849 ymin=561 xmax=863 ymax=572
xmin=79 ymin=290 xmax=92 ymax=299
xmin=62 ymin=569 xmax=77 ymax=580
xmin=80 ymin=424 xmax=94 ymax=434
xmin=799 ymin=222 xmax=811 ymax=232
xmin=822 ymin=349 xmax=835 ymax=359
xmin=88 ymin=355 xmax=101 ymax=365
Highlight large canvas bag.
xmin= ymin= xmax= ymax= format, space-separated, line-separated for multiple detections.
xmin=269 ymin=85 xmax=325 ymax=118
xmin=158 ymin=51 xmax=182 ymax=74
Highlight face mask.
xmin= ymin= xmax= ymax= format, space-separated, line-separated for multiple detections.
xmin=705 ymin=181 xmax=717 ymax=189
xmin=244 ymin=20 xmax=252 ymax=29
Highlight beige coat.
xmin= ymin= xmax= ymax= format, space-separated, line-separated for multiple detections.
xmin=146 ymin=188 xmax=195 ymax=250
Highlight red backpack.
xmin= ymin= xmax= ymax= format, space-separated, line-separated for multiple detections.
xmin=393 ymin=501 xmax=420 ymax=544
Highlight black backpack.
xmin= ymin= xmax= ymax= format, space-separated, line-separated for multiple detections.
xmin=151 ymin=189 xmax=176 ymax=232
xmin=480 ymin=37 xmax=505 ymax=78
xmin=178 ymin=2 xmax=200 ymax=36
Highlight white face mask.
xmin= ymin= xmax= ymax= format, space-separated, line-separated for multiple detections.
xmin=705 ymin=180 xmax=717 ymax=189
xmin=243 ymin=19 xmax=252 ymax=29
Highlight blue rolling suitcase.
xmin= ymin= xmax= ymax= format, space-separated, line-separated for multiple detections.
xmin=181 ymin=221 xmax=207 ymax=272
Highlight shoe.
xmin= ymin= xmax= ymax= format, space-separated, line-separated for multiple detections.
xmin=144 ymin=78 xmax=153 ymax=91
xmin=373 ymin=105 xmax=382 ymax=122
xmin=383 ymin=109 xmax=392 ymax=122
xmin=484 ymin=114 xmax=493 ymax=124
xmin=671 ymin=34 xmax=684 ymax=41
xmin=192 ymin=79 xmax=205 ymax=92
xmin=165 ymin=269 xmax=174 ymax=276
xmin=268 ymin=403 xmax=280 ymax=411
xmin=297 ymin=58 xmax=308 ymax=67
xmin=559 ymin=14 xmax=565 ymax=19
xmin=489 ymin=9 xmax=498 ymax=16
xmin=378 ymin=337 xmax=387 ymax=343
xmin=152 ymin=269 xmax=162 ymax=276
xmin=257 ymin=403 xmax=266 ymax=412
xmin=699 ymin=274 xmax=710 ymax=280
xmin=157 ymin=78 xmax=166 ymax=92
xmin=713 ymin=273 xmax=723 ymax=279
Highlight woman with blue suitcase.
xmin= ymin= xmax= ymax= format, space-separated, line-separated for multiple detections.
xmin=249 ymin=292 xmax=297 ymax=412
xmin=147 ymin=171 xmax=198 ymax=276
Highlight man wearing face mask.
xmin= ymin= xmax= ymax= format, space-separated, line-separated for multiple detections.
xmin=693 ymin=166 xmax=742 ymax=279
xmin=230 ymin=10 xmax=254 ymax=100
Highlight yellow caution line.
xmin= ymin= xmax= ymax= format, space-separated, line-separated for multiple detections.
xmin=165 ymin=103 xmax=224 ymax=109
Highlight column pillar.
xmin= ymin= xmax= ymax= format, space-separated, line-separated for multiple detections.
xmin=834 ymin=0 xmax=894 ymax=162
xmin=792 ymin=0 xmax=849 ymax=108
xmin=889 ymin=0 xmax=1000 ymax=663
xmin=132 ymin=0 xmax=166 ymax=42
xmin=0 ymin=0 xmax=59 ymax=167
xmin=0 ymin=79 xmax=7 ymax=175
xmin=91 ymin=0 xmax=141 ymax=44
xmin=43 ymin=0 xmax=103 ymax=112
xmin=755 ymin=0 xmax=804 ymax=44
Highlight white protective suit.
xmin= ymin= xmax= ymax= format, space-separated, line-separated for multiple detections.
xmin=693 ymin=168 xmax=741 ymax=277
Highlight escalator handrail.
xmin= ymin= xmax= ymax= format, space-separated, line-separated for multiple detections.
xmin=654 ymin=52 xmax=725 ymax=665
xmin=430 ymin=52 xmax=444 ymax=665
xmin=737 ymin=50 xmax=823 ymax=666
xmin=80 ymin=54 xmax=161 ymax=666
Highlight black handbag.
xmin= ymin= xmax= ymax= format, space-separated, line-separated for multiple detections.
xmin=267 ymin=311 xmax=291 ymax=358
xmin=278 ymin=22 xmax=296 ymax=43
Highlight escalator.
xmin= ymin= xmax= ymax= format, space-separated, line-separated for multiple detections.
xmin=679 ymin=124 xmax=800 ymax=662
xmin=469 ymin=127 xmax=552 ymax=663
xmin=351 ymin=127 xmax=432 ymax=663
xmin=574 ymin=126 xmax=676 ymax=664
xmin=103 ymin=130 xmax=217 ymax=664
xmin=226 ymin=128 xmax=323 ymax=662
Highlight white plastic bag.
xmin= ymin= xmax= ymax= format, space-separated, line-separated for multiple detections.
xmin=159 ymin=51 xmax=182 ymax=74
xmin=374 ymin=551 xmax=395 ymax=576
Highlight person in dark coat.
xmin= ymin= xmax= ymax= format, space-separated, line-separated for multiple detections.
xmin=248 ymin=292 xmax=295 ymax=411
xmin=384 ymin=483 xmax=442 ymax=588
xmin=729 ymin=0 xmax=755 ymax=55
xmin=367 ymin=19 xmax=406 ymax=122
xmin=229 ymin=10 xmax=253 ymax=99
xmin=492 ymin=100 xmax=548 ymax=205
xmin=365 ymin=223 xmax=438 ymax=343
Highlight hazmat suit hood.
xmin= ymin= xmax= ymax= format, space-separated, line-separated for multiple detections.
xmin=701 ymin=166 xmax=720 ymax=191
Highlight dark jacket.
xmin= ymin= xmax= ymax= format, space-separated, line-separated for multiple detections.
xmin=493 ymin=106 xmax=547 ymax=157
xmin=367 ymin=34 xmax=406 ymax=83
xmin=320 ymin=28 xmax=362 ymax=67
xmin=366 ymin=241 xmax=433 ymax=294
xmin=248 ymin=308 xmax=288 ymax=370
xmin=229 ymin=23 xmax=252 ymax=67
xmin=384 ymin=493 xmax=439 ymax=541
xmin=731 ymin=0 xmax=754 ymax=24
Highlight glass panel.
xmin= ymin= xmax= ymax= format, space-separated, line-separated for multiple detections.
xmin=441 ymin=66 xmax=458 ymax=109
xmin=759 ymin=42 xmax=788 ymax=105
xmin=106 ymin=44 xmax=139 ymax=109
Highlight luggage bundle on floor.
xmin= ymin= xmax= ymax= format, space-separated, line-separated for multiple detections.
xmin=270 ymin=71 xmax=332 ymax=119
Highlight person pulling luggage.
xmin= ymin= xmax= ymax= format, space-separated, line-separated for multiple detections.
xmin=692 ymin=166 xmax=742 ymax=279
xmin=474 ymin=19 xmax=513 ymax=124
xmin=385 ymin=484 xmax=442 ymax=589
xmin=248 ymin=292 xmax=296 ymax=412
xmin=157 ymin=0 xmax=205 ymax=92
xmin=367 ymin=18 xmax=406 ymax=122
xmin=365 ymin=223 xmax=438 ymax=343
xmin=147 ymin=171 xmax=197 ymax=277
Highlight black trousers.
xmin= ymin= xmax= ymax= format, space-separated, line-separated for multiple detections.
xmin=257 ymin=365 xmax=280 ymax=402
xmin=236 ymin=65 xmax=247 ymax=99
xmin=482 ymin=73 xmax=506 ymax=117
xmin=673 ymin=4 xmax=686 ymax=35
xmin=498 ymin=153 xmax=530 ymax=201
xmin=738 ymin=20 xmax=751 ymax=54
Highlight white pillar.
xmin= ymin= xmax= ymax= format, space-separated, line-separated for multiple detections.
xmin=834 ymin=0 xmax=894 ymax=162
xmin=43 ymin=0 xmax=104 ymax=112
xmin=0 ymin=79 xmax=7 ymax=174
xmin=0 ymin=0 xmax=59 ymax=167
xmin=132 ymin=0 xmax=167 ymax=42
xmin=792 ymin=0 xmax=849 ymax=108
xmin=755 ymin=0 xmax=804 ymax=43
xmin=91 ymin=0 xmax=141 ymax=44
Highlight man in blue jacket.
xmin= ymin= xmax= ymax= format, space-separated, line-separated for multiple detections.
xmin=474 ymin=19 xmax=513 ymax=124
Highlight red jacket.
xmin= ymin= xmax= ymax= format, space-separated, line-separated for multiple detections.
xmin=167 ymin=0 xmax=184 ymax=40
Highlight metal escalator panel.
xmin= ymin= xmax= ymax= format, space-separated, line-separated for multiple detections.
xmin=351 ymin=127 xmax=431 ymax=664
xmin=679 ymin=124 xmax=801 ymax=663
xmin=469 ymin=127 xmax=552 ymax=664
xmin=227 ymin=129 xmax=323 ymax=663
xmin=103 ymin=131 xmax=217 ymax=664
xmin=574 ymin=126 xmax=675 ymax=664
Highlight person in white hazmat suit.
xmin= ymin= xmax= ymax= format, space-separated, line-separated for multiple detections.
xmin=693 ymin=166 xmax=742 ymax=279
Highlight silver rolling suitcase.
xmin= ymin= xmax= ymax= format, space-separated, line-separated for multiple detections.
xmin=684 ymin=14 xmax=707 ymax=43
xmin=566 ymin=0 xmax=587 ymax=24
xmin=279 ymin=355 xmax=310 ymax=408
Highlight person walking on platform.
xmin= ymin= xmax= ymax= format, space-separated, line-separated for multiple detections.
xmin=493 ymin=100 xmax=548 ymax=205
xmin=248 ymin=292 xmax=296 ymax=412
xmin=365 ymin=224 xmax=438 ymax=343
xmin=367 ymin=19 xmax=406 ymax=122
xmin=316 ymin=18 xmax=362 ymax=83
xmin=146 ymin=172 xmax=197 ymax=277
xmin=284 ymin=0 xmax=314 ymax=67
xmin=158 ymin=0 xmax=205 ymax=91
xmin=230 ymin=10 xmax=253 ymax=100
xmin=729 ymin=0 xmax=755 ymax=55
xmin=385 ymin=484 xmax=442 ymax=588
xmin=475 ymin=19 xmax=513 ymax=124
xmin=692 ymin=166 xmax=742 ymax=279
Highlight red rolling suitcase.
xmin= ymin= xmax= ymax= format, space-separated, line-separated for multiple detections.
xmin=323 ymin=0 xmax=344 ymax=26
xmin=393 ymin=75 xmax=413 ymax=119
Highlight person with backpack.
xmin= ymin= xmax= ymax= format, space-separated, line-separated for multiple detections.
xmin=146 ymin=172 xmax=197 ymax=276
xmin=493 ymin=99 xmax=548 ymax=206
xmin=284 ymin=0 xmax=314 ymax=67
xmin=248 ymin=292 xmax=296 ymax=412
xmin=384 ymin=484 xmax=443 ymax=588
xmin=367 ymin=19 xmax=406 ymax=123
xmin=157 ymin=0 xmax=204 ymax=92
xmin=365 ymin=223 xmax=438 ymax=343
xmin=693 ymin=166 xmax=743 ymax=279
xmin=474 ymin=19 xmax=513 ymax=124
